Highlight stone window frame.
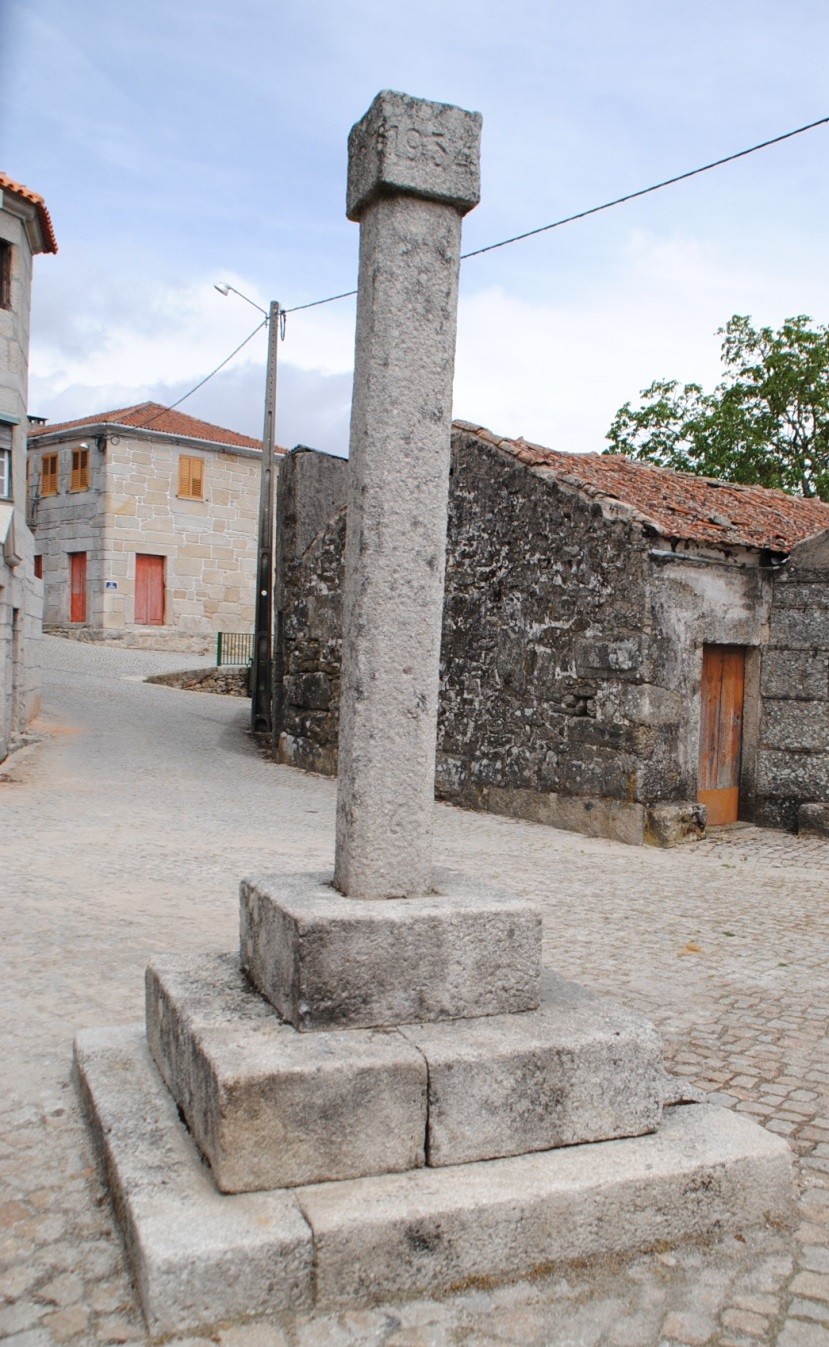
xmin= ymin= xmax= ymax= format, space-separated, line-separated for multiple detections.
xmin=178 ymin=455 xmax=205 ymax=501
xmin=0 ymin=240 xmax=11 ymax=310
xmin=41 ymin=452 xmax=59 ymax=496
xmin=70 ymin=446 xmax=90 ymax=492
xmin=0 ymin=424 xmax=11 ymax=499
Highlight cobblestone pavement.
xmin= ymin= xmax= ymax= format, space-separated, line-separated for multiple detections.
xmin=3 ymin=636 xmax=829 ymax=1346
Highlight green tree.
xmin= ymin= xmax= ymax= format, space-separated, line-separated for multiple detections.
xmin=604 ymin=314 xmax=829 ymax=500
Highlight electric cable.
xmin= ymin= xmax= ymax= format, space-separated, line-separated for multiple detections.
xmin=139 ymin=112 xmax=829 ymax=419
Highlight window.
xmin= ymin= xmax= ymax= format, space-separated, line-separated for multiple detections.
xmin=178 ymin=455 xmax=204 ymax=500
xmin=34 ymin=555 xmax=43 ymax=579
xmin=0 ymin=424 xmax=11 ymax=498
xmin=0 ymin=241 xmax=11 ymax=310
xmin=70 ymin=446 xmax=90 ymax=492
xmin=41 ymin=453 xmax=58 ymax=496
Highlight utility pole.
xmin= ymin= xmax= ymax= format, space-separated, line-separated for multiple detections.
xmin=250 ymin=300 xmax=280 ymax=735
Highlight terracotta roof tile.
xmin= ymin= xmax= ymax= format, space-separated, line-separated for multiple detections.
xmin=0 ymin=173 xmax=58 ymax=253
xmin=455 ymin=421 xmax=829 ymax=553
xmin=27 ymin=402 xmax=279 ymax=453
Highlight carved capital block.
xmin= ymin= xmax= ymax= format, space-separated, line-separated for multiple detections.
xmin=347 ymin=89 xmax=482 ymax=221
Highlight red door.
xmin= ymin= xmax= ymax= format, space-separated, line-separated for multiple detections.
xmin=698 ymin=645 xmax=746 ymax=826
xmin=135 ymin=554 xmax=165 ymax=626
xmin=70 ymin=552 xmax=87 ymax=624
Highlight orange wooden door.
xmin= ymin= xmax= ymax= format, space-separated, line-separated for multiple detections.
xmin=135 ymin=554 xmax=165 ymax=625
xmin=69 ymin=552 xmax=87 ymax=623
xmin=698 ymin=645 xmax=745 ymax=825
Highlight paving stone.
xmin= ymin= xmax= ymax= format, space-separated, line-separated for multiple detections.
xmin=3 ymin=636 xmax=829 ymax=1346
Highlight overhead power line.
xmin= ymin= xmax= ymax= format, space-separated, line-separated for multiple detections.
xmin=135 ymin=318 xmax=268 ymax=429
xmin=143 ymin=112 xmax=829 ymax=418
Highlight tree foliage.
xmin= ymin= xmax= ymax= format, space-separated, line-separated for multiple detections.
xmin=604 ymin=315 xmax=829 ymax=500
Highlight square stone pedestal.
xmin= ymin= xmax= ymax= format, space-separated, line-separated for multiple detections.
xmin=240 ymin=870 xmax=541 ymax=1030
xmin=145 ymin=952 xmax=667 ymax=1192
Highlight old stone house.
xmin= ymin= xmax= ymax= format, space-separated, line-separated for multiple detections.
xmin=27 ymin=403 xmax=278 ymax=653
xmin=275 ymin=422 xmax=829 ymax=843
xmin=0 ymin=172 xmax=58 ymax=761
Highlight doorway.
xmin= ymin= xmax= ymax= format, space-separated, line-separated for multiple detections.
xmin=698 ymin=644 xmax=746 ymax=826
xmin=135 ymin=554 xmax=165 ymax=626
xmin=69 ymin=552 xmax=87 ymax=624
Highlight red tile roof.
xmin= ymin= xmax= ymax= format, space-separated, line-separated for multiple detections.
xmin=0 ymin=173 xmax=58 ymax=253
xmin=27 ymin=402 xmax=276 ymax=453
xmin=456 ymin=421 xmax=829 ymax=553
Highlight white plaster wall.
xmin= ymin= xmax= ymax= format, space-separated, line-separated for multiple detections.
xmin=647 ymin=551 xmax=772 ymax=808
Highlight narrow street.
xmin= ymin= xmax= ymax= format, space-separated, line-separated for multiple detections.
xmin=2 ymin=636 xmax=829 ymax=1346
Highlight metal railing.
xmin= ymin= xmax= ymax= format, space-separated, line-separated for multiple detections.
xmin=216 ymin=631 xmax=255 ymax=666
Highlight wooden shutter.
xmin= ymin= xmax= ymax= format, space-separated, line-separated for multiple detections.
xmin=42 ymin=453 xmax=58 ymax=496
xmin=189 ymin=457 xmax=204 ymax=498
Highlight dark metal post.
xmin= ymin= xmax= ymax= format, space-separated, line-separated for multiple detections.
xmin=250 ymin=300 xmax=280 ymax=734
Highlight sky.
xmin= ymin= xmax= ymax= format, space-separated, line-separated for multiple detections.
xmin=2 ymin=0 xmax=829 ymax=457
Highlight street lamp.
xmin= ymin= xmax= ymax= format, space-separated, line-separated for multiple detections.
xmin=215 ymin=282 xmax=281 ymax=736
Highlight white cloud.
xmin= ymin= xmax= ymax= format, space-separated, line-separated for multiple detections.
xmin=28 ymin=228 xmax=829 ymax=462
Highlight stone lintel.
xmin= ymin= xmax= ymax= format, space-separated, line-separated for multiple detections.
xmin=73 ymin=1026 xmax=313 ymax=1338
xmin=145 ymin=953 xmax=427 ymax=1192
xmin=239 ymin=870 xmax=541 ymax=1030
xmin=347 ymin=90 xmax=482 ymax=221
xmin=402 ymin=971 xmax=666 ymax=1167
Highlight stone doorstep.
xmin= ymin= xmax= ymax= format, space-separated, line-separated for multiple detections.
xmin=146 ymin=952 xmax=667 ymax=1192
xmin=146 ymin=953 xmax=428 ymax=1193
xmin=74 ymin=1026 xmax=795 ymax=1337
xmin=239 ymin=869 xmax=542 ymax=1031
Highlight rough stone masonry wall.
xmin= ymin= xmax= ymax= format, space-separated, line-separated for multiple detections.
xmin=757 ymin=566 xmax=829 ymax=830
xmin=276 ymin=436 xmax=702 ymax=844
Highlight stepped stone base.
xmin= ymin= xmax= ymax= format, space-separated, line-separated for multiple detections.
xmin=75 ymin=1026 xmax=795 ymax=1339
xmin=240 ymin=870 xmax=542 ymax=1030
xmin=147 ymin=952 xmax=667 ymax=1190
xmin=146 ymin=953 xmax=428 ymax=1192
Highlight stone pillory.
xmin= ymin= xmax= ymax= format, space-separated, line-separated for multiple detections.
xmin=335 ymin=91 xmax=482 ymax=901
xmin=73 ymin=92 xmax=795 ymax=1338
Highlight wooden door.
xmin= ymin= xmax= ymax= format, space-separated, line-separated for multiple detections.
xmin=69 ymin=552 xmax=87 ymax=624
xmin=135 ymin=554 xmax=165 ymax=626
xmin=698 ymin=645 xmax=745 ymax=826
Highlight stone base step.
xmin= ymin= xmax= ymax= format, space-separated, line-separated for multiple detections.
xmin=146 ymin=952 xmax=666 ymax=1191
xmin=75 ymin=1025 xmax=794 ymax=1339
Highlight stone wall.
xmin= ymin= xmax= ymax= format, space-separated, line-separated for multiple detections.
xmin=275 ymin=435 xmax=829 ymax=842
xmin=29 ymin=431 xmax=263 ymax=654
xmin=276 ymin=437 xmax=703 ymax=843
xmin=0 ymin=198 xmax=42 ymax=759
xmin=757 ymin=565 xmax=829 ymax=829
xmin=275 ymin=449 xmax=348 ymax=777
